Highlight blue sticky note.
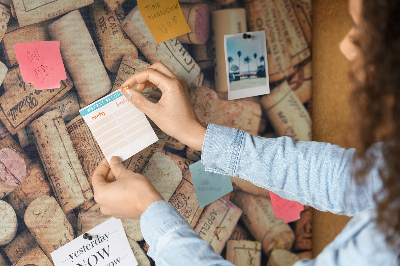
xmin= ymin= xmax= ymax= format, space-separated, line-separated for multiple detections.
xmin=189 ymin=161 xmax=233 ymax=208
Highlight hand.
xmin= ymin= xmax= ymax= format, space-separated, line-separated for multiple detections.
xmin=92 ymin=157 xmax=163 ymax=219
xmin=120 ymin=61 xmax=206 ymax=151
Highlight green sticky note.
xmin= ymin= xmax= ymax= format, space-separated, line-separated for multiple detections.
xmin=189 ymin=161 xmax=233 ymax=208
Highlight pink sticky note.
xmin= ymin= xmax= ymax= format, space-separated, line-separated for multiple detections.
xmin=270 ymin=191 xmax=304 ymax=223
xmin=14 ymin=41 xmax=66 ymax=90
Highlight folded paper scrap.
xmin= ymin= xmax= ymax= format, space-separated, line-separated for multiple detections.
xmin=51 ymin=218 xmax=138 ymax=266
xmin=269 ymin=191 xmax=304 ymax=223
xmin=189 ymin=161 xmax=233 ymax=208
xmin=79 ymin=89 xmax=158 ymax=162
xmin=14 ymin=41 xmax=67 ymax=90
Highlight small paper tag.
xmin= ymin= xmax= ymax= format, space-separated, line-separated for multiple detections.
xmin=269 ymin=191 xmax=304 ymax=223
xmin=14 ymin=41 xmax=67 ymax=90
xmin=79 ymin=89 xmax=158 ymax=162
xmin=189 ymin=161 xmax=233 ymax=208
xmin=224 ymin=30 xmax=270 ymax=100
xmin=137 ymin=0 xmax=191 ymax=44
xmin=51 ymin=218 xmax=138 ymax=266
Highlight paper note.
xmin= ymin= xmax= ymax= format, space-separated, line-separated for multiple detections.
xmin=51 ymin=218 xmax=138 ymax=266
xmin=79 ymin=89 xmax=158 ymax=162
xmin=269 ymin=191 xmax=304 ymax=223
xmin=189 ymin=161 xmax=233 ymax=208
xmin=137 ymin=0 xmax=191 ymax=43
xmin=14 ymin=41 xmax=67 ymax=90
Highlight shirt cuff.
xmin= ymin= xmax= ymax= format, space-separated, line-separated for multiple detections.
xmin=140 ymin=200 xmax=191 ymax=259
xmin=201 ymin=124 xmax=245 ymax=176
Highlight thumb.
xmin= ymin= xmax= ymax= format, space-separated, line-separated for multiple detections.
xmin=123 ymin=89 xmax=156 ymax=116
xmin=109 ymin=156 xmax=127 ymax=178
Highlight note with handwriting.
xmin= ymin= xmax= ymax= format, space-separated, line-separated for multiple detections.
xmin=269 ymin=191 xmax=304 ymax=223
xmin=190 ymin=161 xmax=233 ymax=208
xmin=80 ymin=89 xmax=158 ymax=162
xmin=14 ymin=41 xmax=66 ymax=90
xmin=137 ymin=0 xmax=191 ymax=43
xmin=51 ymin=218 xmax=138 ymax=266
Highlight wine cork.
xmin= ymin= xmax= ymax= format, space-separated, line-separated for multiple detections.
xmin=190 ymin=87 xmax=261 ymax=135
xmin=291 ymin=0 xmax=311 ymax=46
xmin=177 ymin=3 xmax=210 ymax=44
xmin=0 ymin=148 xmax=26 ymax=199
xmin=49 ymin=10 xmax=111 ymax=105
xmin=169 ymin=168 xmax=204 ymax=228
xmin=0 ymin=4 xmax=10 ymax=40
xmin=226 ymin=240 xmax=262 ymax=266
xmin=0 ymin=66 xmax=73 ymax=135
xmin=13 ymin=0 xmax=93 ymax=27
xmin=231 ymin=191 xmax=295 ymax=254
xmin=13 ymin=246 xmax=53 ymax=266
xmin=212 ymin=8 xmax=246 ymax=93
xmin=289 ymin=60 xmax=312 ymax=103
xmin=24 ymin=195 xmax=74 ymax=259
xmin=260 ymin=81 xmax=311 ymax=141
xmin=127 ymin=239 xmax=150 ymax=266
xmin=267 ymin=249 xmax=300 ymax=266
xmin=0 ymin=200 xmax=17 ymax=246
xmin=122 ymin=218 xmax=142 ymax=242
xmin=29 ymin=110 xmax=93 ymax=213
xmin=297 ymin=251 xmax=312 ymax=260
xmin=123 ymin=139 xmax=165 ymax=174
xmin=0 ymin=135 xmax=30 ymax=164
xmin=141 ymin=152 xmax=182 ymax=201
xmin=104 ymin=0 xmax=126 ymax=11
xmin=293 ymin=206 xmax=312 ymax=251
xmin=66 ymin=115 xmax=104 ymax=185
xmin=0 ymin=253 xmax=7 ymax=266
xmin=244 ymin=0 xmax=295 ymax=82
xmin=1 ymin=22 xmax=49 ymax=67
xmin=0 ymin=120 xmax=10 ymax=140
xmin=275 ymin=0 xmax=311 ymax=66
xmin=194 ymin=197 xmax=242 ymax=254
xmin=192 ymin=38 xmax=214 ymax=71
xmin=121 ymin=6 xmax=203 ymax=88
xmin=231 ymin=177 xmax=270 ymax=198
xmin=0 ymin=61 xmax=7 ymax=86
xmin=4 ymin=230 xmax=37 ymax=264
xmin=162 ymin=150 xmax=194 ymax=171
xmin=6 ymin=163 xmax=51 ymax=218
xmin=90 ymin=1 xmax=138 ymax=73
xmin=76 ymin=198 xmax=100 ymax=213
xmin=229 ymin=223 xmax=254 ymax=241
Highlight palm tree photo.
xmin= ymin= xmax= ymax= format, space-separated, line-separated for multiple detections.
xmin=228 ymin=56 xmax=234 ymax=74
xmin=244 ymin=56 xmax=251 ymax=77
xmin=237 ymin=51 xmax=242 ymax=77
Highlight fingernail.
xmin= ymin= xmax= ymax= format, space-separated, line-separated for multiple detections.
xmin=123 ymin=89 xmax=133 ymax=100
xmin=110 ymin=156 xmax=122 ymax=165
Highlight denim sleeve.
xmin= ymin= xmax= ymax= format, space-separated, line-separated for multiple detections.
xmin=140 ymin=200 xmax=234 ymax=266
xmin=201 ymin=124 xmax=383 ymax=216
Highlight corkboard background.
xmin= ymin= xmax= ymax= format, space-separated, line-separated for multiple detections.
xmin=312 ymin=0 xmax=354 ymax=257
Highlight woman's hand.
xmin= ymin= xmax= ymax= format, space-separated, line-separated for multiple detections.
xmin=92 ymin=157 xmax=163 ymax=219
xmin=120 ymin=61 xmax=206 ymax=151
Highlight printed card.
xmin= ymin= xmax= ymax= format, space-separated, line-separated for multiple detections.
xmin=80 ymin=89 xmax=158 ymax=162
xmin=51 ymin=218 xmax=138 ymax=266
xmin=190 ymin=161 xmax=233 ymax=208
xmin=224 ymin=31 xmax=270 ymax=100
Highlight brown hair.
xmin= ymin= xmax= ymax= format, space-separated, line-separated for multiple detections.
xmin=350 ymin=0 xmax=400 ymax=258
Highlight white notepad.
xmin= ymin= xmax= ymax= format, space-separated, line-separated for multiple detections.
xmin=80 ymin=89 xmax=158 ymax=161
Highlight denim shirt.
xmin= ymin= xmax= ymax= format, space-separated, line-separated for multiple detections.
xmin=140 ymin=124 xmax=400 ymax=265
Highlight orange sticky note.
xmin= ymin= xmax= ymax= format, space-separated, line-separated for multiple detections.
xmin=137 ymin=0 xmax=191 ymax=44
xmin=270 ymin=191 xmax=304 ymax=223
xmin=14 ymin=41 xmax=66 ymax=90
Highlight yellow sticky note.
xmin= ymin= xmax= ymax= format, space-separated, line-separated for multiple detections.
xmin=137 ymin=0 xmax=191 ymax=44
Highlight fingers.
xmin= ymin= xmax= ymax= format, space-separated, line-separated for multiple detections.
xmin=109 ymin=156 xmax=127 ymax=178
xmin=122 ymin=89 xmax=158 ymax=117
xmin=121 ymin=68 xmax=175 ymax=94
xmin=92 ymin=158 xmax=111 ymax=189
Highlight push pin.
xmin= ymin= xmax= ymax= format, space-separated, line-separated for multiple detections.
xmin=83 ymin=233 xmax=93 ymax=240
xmin=242 ymin=33 xmax=252 ymax=39
xmin=121 ymin=85 xmax=130 ymax=92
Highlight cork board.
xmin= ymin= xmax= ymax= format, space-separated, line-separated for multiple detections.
xmin=312 ymin=0 xmax=353 ymax=257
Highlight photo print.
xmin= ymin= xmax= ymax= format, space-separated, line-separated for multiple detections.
xmin=224 ymin=30 xmax=270 ymax=100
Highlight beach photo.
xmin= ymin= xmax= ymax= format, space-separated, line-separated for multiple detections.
xmin=224 ymin=30 xmax=270 ymax=100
